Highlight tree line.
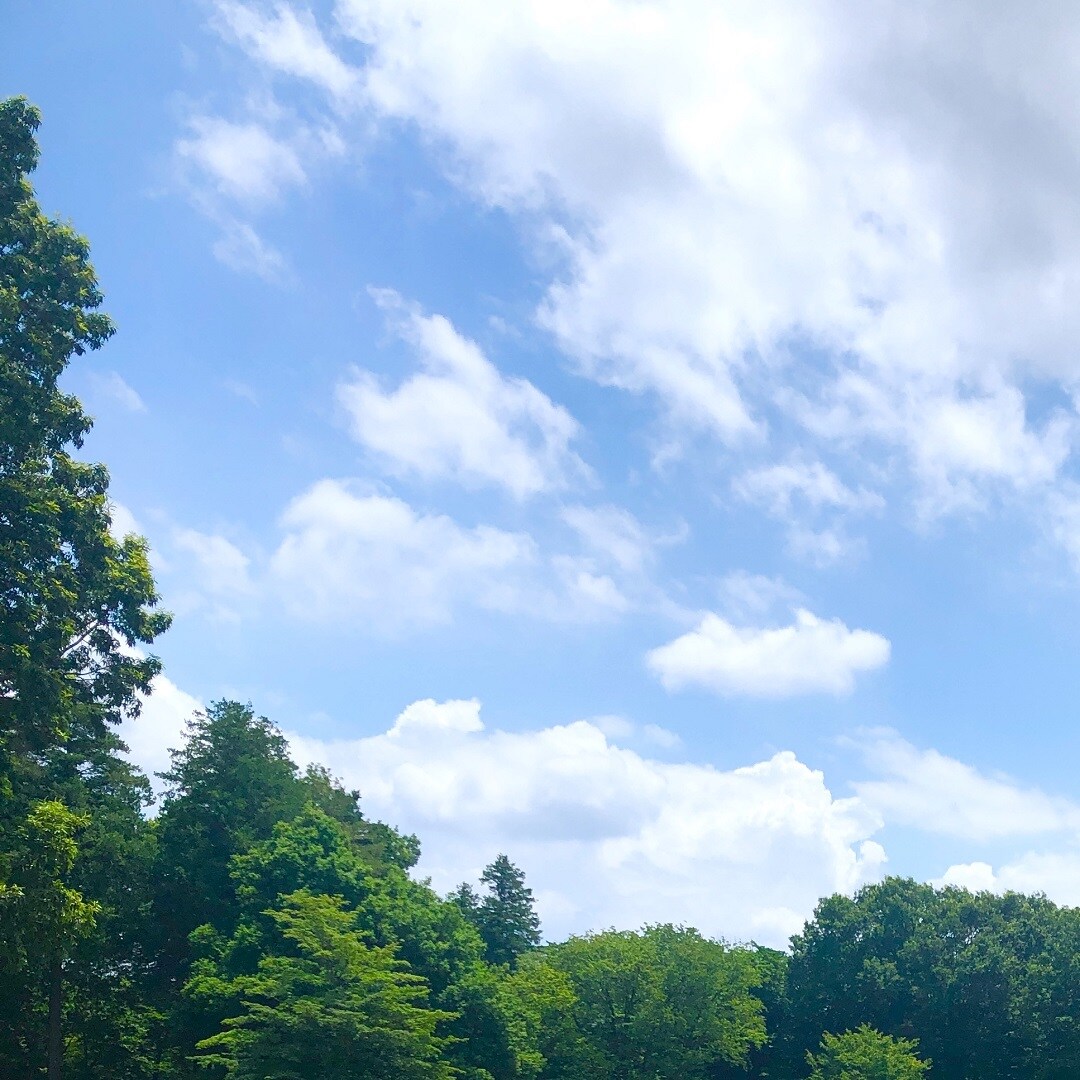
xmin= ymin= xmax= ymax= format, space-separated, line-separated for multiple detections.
xmin=4 ymin=93 xmax=1080 ymax=1079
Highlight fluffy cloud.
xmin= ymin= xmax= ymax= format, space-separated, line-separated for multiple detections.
xmin=339 ymin=291 xmax=588 ymax=498
xmin=120 ymin=672 xmax=202 ymax=793
xmin=938 ymin=852 xmax=1080 ymax=907
xmin=218 ymin=0 xmax=1080 ymax=528
xmin=647 ymin=609 xmax=890 ymax=697
xmin=269 ymin=479 xmax=536 ymax=627
xmin=288 ymin=698 xmax=886 ymax=945
xmin=851 ymin=729 xmax=1080 ymax=841
xmin=176 ymin=116 xmax=308 ymax=204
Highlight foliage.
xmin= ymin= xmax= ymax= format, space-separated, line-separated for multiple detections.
xmin=536 ymin=924 xmax=766 ymax=1080
xmin=807 ymin=1025 xmax=929 ymax=1080
xmin=193 ymin=890 xmax=457 ymax=1080
xmin=455 ymin=854 xmax=541 ymax=969
xmin=0 ymin=96 xmax=170 ymax=765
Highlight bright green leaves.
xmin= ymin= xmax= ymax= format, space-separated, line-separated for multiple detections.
xmin=193 ymin=891 xmax=457 ymax=1080
xmin=0 ymin=95 xmax=170 ymax=762
xmin=0 ymin=800 xmax=99 ymax=957
xmin=807 ymin=1025 xmax=929 ymax=1080
xmin=526 ymin=925 xmax=767 ymax=1080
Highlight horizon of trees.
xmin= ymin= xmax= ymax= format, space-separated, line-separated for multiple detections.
xmin=6 ymin=92 xmax=1080 ymax=1080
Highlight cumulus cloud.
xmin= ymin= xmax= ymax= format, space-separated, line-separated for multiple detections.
xmin=338 ymin=291 xmax=588 ymax=498
xmin=120 ymin=673 xmax=202 ymax=794
xmin=216 ymin=0 xmax=1080 ymax=530
xmin=851 ymin=729 xmax=1080 ymax=842
xmin=937 ymin=852 xmax=1080 ymax=907
xmin=288 ymin=698 xmax=886 ymax=944
xmin=269 ymin=479 xmax=536 ymax=628
xmin=647 ymin=609 xmax=890 ymax=697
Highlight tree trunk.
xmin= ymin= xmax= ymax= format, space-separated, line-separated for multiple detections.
xmin=47 ymin=958 xmax=62 ymax=1080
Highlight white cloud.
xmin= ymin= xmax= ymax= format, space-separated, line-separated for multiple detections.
xmin=561 ymin=504 xmax=654 ymax=573
xmin=338 ymin=291 xmax=588 ymax=498
xmin=224 ymin=0 xmax=1080 ymax=520
xmin=268 ymin=479 xmax=643 ymax=628
xmin=851 ymin=729 xmax=1080 ymax=841
xmin=120 ymin=673 xmax=202 ymax=793
xmin=647 ymin=609 xmax=890 ymax=697
xmin=174 ymin=528 xmax=255 ymax=598
xmin=177 ymin=116 xmax=307 ymax=203
xmin=269 ymin=479 xmax=538 ymax=628
xmin=733 ymin=457 xmax=880 ymax=564
xmin=90 ymin=371 xmax=147 ymax=413
xmin=937 ymin=852 xmax=1080 ymax=907
xmin=213 ymin=0 xmax=360 ymax=103
xmin=734 ymin=458 xmax=882 ymax=517
xmin=288 ymin=698 xmax=886 ymax=945
xmin=212 ymin=219 xmax=289 ymax=281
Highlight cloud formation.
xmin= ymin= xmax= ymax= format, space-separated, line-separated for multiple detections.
xmin=288 ymin=697 xmax=886 ymax=945
xmin=647 ymin=609 xmax=890 ymax=697
xmin=212 ymin=0 xmax=1080 ymax=538
xmin=339 ymin=291 xmax=588 ymax=498
xmin=852 ymin=728 xmax=1080 ymax=842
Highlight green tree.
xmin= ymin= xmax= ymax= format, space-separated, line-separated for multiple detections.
xmin=153 ymin=701 xmax=307 ymax=980
xmin=783 ymin=877 xmax=1080 ymax=1080
xmin=0 ymin=96 xmax=170 ymax=766
xmin=192 ymin=890 xmax=456 ymax=1080
xmin=457 ymin=855 xmax=541 ymax=969
xmin=539 ymin=924 xmax=766 ymax=1080
xmin=0 ymin=801 xmax=100 ymax=1080
xmin=807 ymin=1025 xmax=929 ymax=1080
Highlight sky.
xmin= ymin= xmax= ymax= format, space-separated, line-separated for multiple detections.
xmin=9 ymin=0 xmax=1080 ymax=947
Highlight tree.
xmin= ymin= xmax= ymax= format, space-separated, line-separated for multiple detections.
xmin=0 ymin=96 xmax=170 ymax=767
xmin=152 ymin=700 xmax=306 ymax=980
xmin=783 ymin=877 xmax=1080 ymax=1080
xmin=192 ymin=890 xmax=457 ymax=1080
xmin=538 ymin=925 xmax=766 ymax=1080
xmin=457 ymin=855 xmax=541 ymax=969
xmin=807 ymin=1025 xmax=929 ymax=1080
xmin=0 ymin=801 xmax=100 ymax=1080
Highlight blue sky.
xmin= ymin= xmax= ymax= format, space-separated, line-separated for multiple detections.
xmin=10 ymin=0 xmax=1080 ymax=945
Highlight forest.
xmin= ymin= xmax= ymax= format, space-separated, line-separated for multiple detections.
xmin=5 ymin=92 xmax=1080 ymax=1080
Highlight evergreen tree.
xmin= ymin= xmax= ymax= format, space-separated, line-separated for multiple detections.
xmin=474 ymin=855 xmax=541 ymax=969
xmin=193 ymin=890 xmax=457 ymax=1080
xmin=152 ymin=701 xmax=306 ymax=983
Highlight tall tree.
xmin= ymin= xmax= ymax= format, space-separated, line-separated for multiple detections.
xmin=0 ymin=96 xmax=170 ymax=767
xmin=457 ymin=855 xmax=541 ymax=969
xmin=0 ymin=95 xmax=169 ymax=1080
xmin=152 ymin=701 xmax=306 ymax=981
